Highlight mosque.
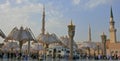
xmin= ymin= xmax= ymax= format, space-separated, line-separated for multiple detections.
xmin=36 ymin=6 xmax=120 ymax=56
xmin=0 ymin=6 xmax=120 ymax=57
xmin=77 ymin=7 xmax=120 ymax=56
xmin=105 ymin=7 xmax=120 ymax=56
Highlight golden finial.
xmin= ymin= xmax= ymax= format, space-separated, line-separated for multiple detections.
xmin=70 ymin=19 xmax=73 ymax=25
xmin=68 ymin=19 xmax=75 ymax=27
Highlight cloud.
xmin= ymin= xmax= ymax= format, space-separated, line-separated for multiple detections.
xmin=0 ymin=0 xmax=10 ymax=9
xmin=0 ymin=0 xmax=43 ymax=42
xmin=44 ymin=3 xmax=67 ymax=36
xmin=0 ymin=0 xmax=66 ymax=42
xmin=85 ymin=0 xmax=111 ymax=9
xmin=16 ymin=0 xmax=21 ymax=4
xmin=72 ymin=0 xmax=80 ymax=5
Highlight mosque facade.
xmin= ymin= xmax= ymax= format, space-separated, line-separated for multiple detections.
xmin=77 ymin=7 xmax=120 ymax=56
xmin=106 ymin=7 xmax=120 ymax=56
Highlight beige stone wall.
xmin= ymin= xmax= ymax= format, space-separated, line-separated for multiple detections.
xmin=110 ymin=31 xmax=116 ymax=43
xmin=107 ymin=43 xmax=120 ymax=56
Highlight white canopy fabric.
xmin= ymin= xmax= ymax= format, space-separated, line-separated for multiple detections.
xmin=49 ymin=44 xmax=63 ymax=48
xmin=5 ymin=26 xmax=36 ymax=56
xmin=6 ymin=42 xmax=19 ymax=48
xmin=5 ymin=27 xmax=18 ymax=40
xmin=5 ymin=27 xmax=35 ymax=41
xmin=60 ymin=36 xmax=69 ymax=47
xmin=0 ymin=29 xmax=6 ymax=38
xmin=80 ymin=42 xmax=97 ymax=50
xmin=32 ymin=43 xmax=43 ymax=51
xmin=49 ymin=45 xmax=64 ymax=50
xmin=2 ymin=42 xmax=19 ymax=51
xmin=60 ymin=36 xmax=78 ymax=49
xmin=37 ymin=33 xmax=61 ymax=44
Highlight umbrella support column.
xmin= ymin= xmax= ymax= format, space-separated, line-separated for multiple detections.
xmin=19 ymin=41 xmax=23 ymax=59
xmin=28 ymin=40 xmax=30 ymax=59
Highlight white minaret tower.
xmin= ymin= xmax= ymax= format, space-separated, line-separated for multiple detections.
xmin=88 ymin=24 xmax=91 ymax=42
xmin=109 ymin=7 xmax=117 ymax=43
xmin=41 ymin=6 xmax=45 ymax=35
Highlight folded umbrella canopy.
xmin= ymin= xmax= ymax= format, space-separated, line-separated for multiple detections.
xmin=5 ymin=26 xmax=36 ymax=56
xmin=5 ymin=27 xmax=35 ymax=41
xmin=60 ymin=36 xmax=78 ymax=50
xmin=5 ymin=27 xmax=18 ymax=42
xmin=0 ymin=29 xmax=6 ymax=39
xmin=37 ymin=32 xmax=61 ymax=45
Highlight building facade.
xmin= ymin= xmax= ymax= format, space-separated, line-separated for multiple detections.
xmin=106 ymin=7 xmax=120 ymax=56
xmin=77 ymin=7 xmax=120 ymax=56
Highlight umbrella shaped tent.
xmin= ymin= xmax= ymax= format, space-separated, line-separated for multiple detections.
xmin=22 ymin=44 xmax=33 ymax=52
xmin=60 ymin=36 xmax=69 ymax=47
xmin=5 ymin=26 xmax=36 ymax=56
xmin=1 ymin=45 xmax=9 ymax=51
xmin=32 ymin=43 xmax=43 ymax=51
xmin=37 ymin=33 xmax=61 ymax=45
xmin=6 ymin=42 xmax=19 ymax=49
xmin=5 ymin=27 xmax=18 ymax=41
xmin=0 ymin=29 xmax=6 ymax=39
xmin=60 ymin=36 xmax=78 ymax=50
xmin=81 ymin=42 xmax=97 ymax=49
xmin=80 ymin=42 xmax=97 ymax=55
xmin=2 ymin=42 xmax=19 ymax=51
xmin=37 ymin=32 xmax=61 ymax=58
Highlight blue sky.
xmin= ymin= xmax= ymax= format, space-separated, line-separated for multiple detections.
xmin=0 ymin=0 xmax=120 ymax=42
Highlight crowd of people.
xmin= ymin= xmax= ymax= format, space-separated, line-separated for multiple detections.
xmin=0 ymin=50 xmax=120 ymax=60
xmin=80 ymin=53 xmax=120 ymax=60
xmin=0 ymin=50 xmax=42 ymax=60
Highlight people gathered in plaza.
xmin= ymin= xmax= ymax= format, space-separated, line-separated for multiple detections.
xmin=0 ymin=49 xmax=120 ymax=60
xmin=80 ymin=53 xmax=120 ymax=60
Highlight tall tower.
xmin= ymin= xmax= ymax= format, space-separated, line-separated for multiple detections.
xmin=109 ymin=7 xmax=117 ymax=43
xmin=101 ymin=32 xmax=107 ymax=55
xmin=41 ymin=6 xmax=45 ymax=35
xmin=68 ymin=20 xmax=75 ymax=60
xmin=88 ymin=24 xmax=91 ymax=42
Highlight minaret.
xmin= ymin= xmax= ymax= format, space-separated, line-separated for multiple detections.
xmin=109 ymin=7 xmax=117 ymax=43
xmin=68 ymin=20 xmax=75 ymax=60
xmin=88 ymin=24 xmax=91 ymax=42
xmin=41 ymin=6 xmax=45 ymax=35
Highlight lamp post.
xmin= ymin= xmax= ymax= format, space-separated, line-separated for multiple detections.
xmin=101 ymin=32 xmax=107 ymax=56
xmin=68 ymin=20 xmax=75 ymax=60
